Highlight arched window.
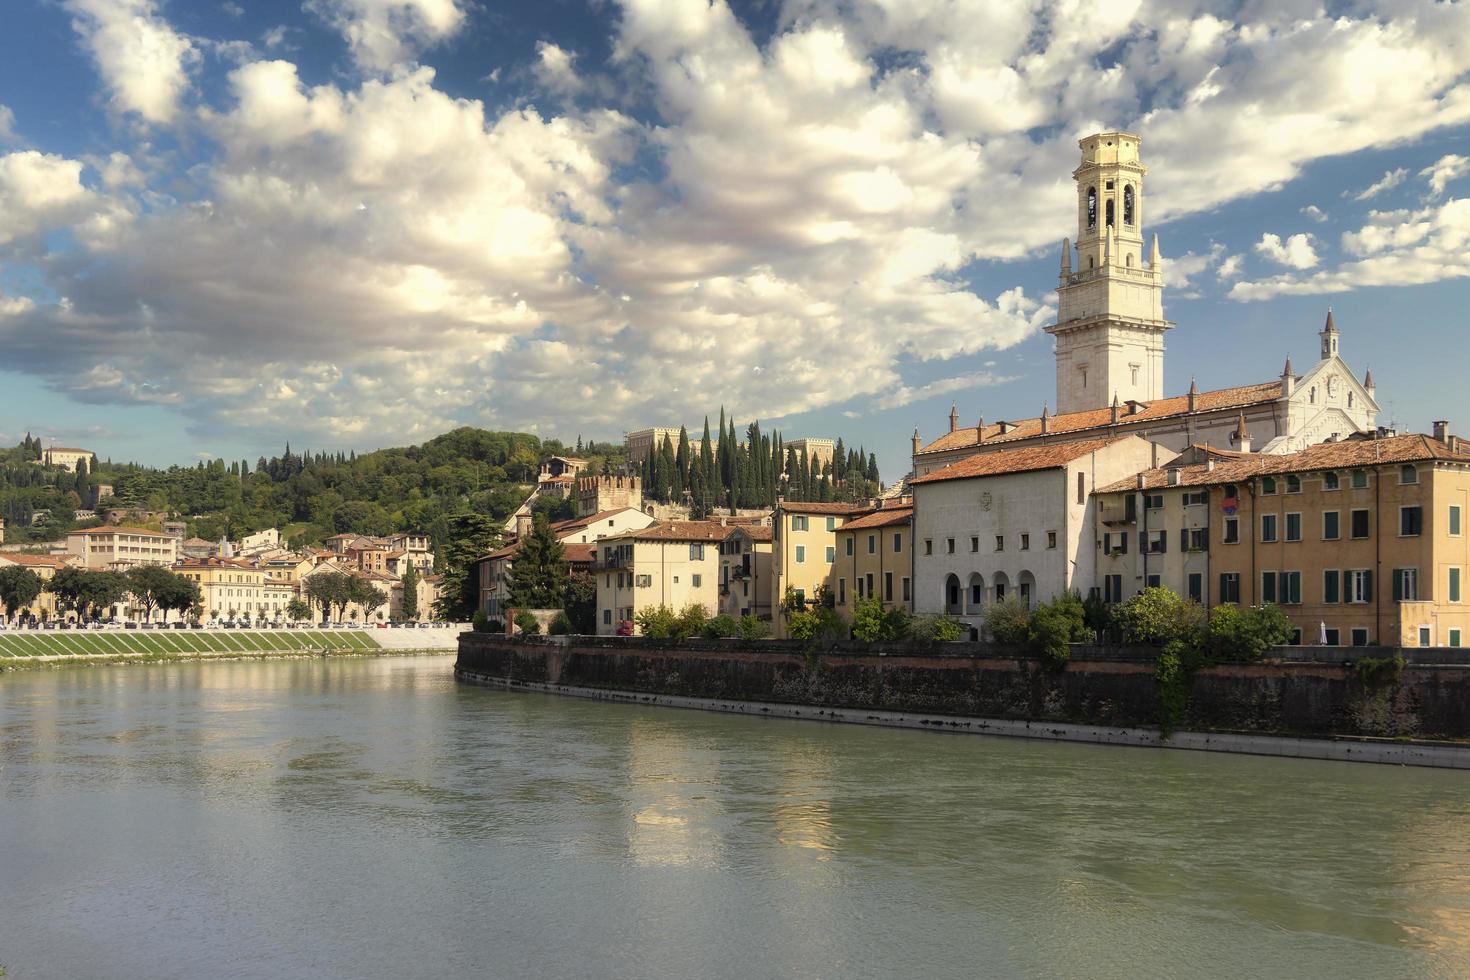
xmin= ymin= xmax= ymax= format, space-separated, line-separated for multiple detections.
xmin=1124 ymin=185 xmax=1135 ymax=225
xmin=1087 ymin=187 xmax=1097 ymax=228
xmin=1125 ymin=253 xmax=1133 ymax=267
xmin=1105 ymin=199 xmax=1115 ymax=227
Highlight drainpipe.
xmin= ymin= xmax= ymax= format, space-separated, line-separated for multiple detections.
xmin=1375 ymin=465 xmax=1382 ymax=644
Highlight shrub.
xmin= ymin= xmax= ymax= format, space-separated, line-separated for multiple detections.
xmin=788 ymin=605 xmax=847 ymax=645
xmin=634 ymin=604 xmax=677 ymax=639
xmin=851 ymin=597 xmax=911 ymax=643
xmin=486 ymin=619 xmax=505 ymax=634
xmin=514 ymin=610 xmax=541 ymax=636
xmin=1207 ymin=603 xmax=1295 ymax=662
xmin=472 ymin=609 xmax=491 ymax=633
xmin=674 ymin=603 xmax=709 ymax=639
xmin=1027 ymin=602 xmax=1074 ymax=670
xmin=701 ymin=613 xmax=738 ymax=639
xmin=1082 ymin=592 xmax=1112 ymax=640
xmin=549 ymin=611 xmax=573 ymax=636
xmin=984 ymin=596 xmax=1031 ymax=645
xmin=736 ymin=615 xmax=770 ymax=641
xmin=1355 ymin=654 xmax=1405 ymax=689
xmin=1114 ymin=587 xmax=1206 ymax=647
xmin=912 ymin=615 xmax=965 ymax=643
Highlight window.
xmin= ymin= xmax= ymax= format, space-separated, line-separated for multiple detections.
xmin=1223 ymin=518 xmax=1239 ymax=544
xmin=1351 ymin=628 xmax=1369 ymax=647
xmin=1347 ymin=569 xmax=1373 ymax=604
xmin=1351 ymin=469 xmax=1368 ymax=489
xmin=825 ymin=546 xmax=836 ymax=564
xmin=1285 ymin=513 xmax=1302 ymax=542
xmin=1106 ymin=198 xmax=1115 ymax=227
xmin=1104 ymin=532 xmax=1128 ymax=556
xmin=996 ymin=535 xmax=1005 ymax=552
xmin=1188 ymin=573 xmax=1203 ymax=603
xmin=1324 ymin=628 xmax=1340 ymax=645
xmin=924 ymin=539 xmax=932 ymax=556
xmin=690 ymin=543 xmax=705 ymax=560
xmin=1123 ymin=184 xmax=1135 ymax=224
xmin=1019 ymin=582 xmax=1032 ymax=607
xmin=793 ymin=515 xmax=808 ymax=531
xmin=1181 ymin=528 xmax=1207 ymax=552
xmin=1400 ymin=506 xmax=1423 ymax=536
xmin=1285 ymin=475 xmax=1301 ymax=494
xmin=866 ymin=574 xmax=874 ymax=598
xmin=1142 ymin=530 xmax=1166 ymax=553
xmin=947 ymin=538 xmax=956 ymax=554
xmin=1323 ymin=569 xmax=1340 ymax=603
xmin=856 ymin=577 xmax=865 ymax=599
xmin=845 ymin=537 xmax=854 ymax=556
xmin=795 ymin=545 xmax=806 ymax=564
xmin=1260 ymin=514 xmax=1278 ymax=543
xmin=1261 ymin=571 xmax=1277 ymax=603
xmin=1350 ymin=510 xmax=1370 ymax=539
xmin=1145 ymin=493 xmax=1164 ymax=509
xmin=893 ymin=532 xmax=902 ymax=553
xmin=1020 ymin=533 xmax=1030 ymax=551
xmin=1419 ymin=627 xmax=1432 ymax=647
xmin=1146 ymin=574 xmax=1161 ymax=589
xmin=1451 ymin=628 xmax=1462 ymax=648
xmin=691 ymin=574 xmax=702 ymax=588
xmin=1452 ymin=505 xmax=1463 ymax=536
xmin=1281 ymin=571 xmax=1302 ymax=604
xmin=1087 ymin=186 xmax=1097 ymax=228
xmin=1104 ymin=574 xmax=1124 ymax=604
xmin=1077 ymin=472 xmax=1085 ymax=505
xmin=603 ymin=609 xmax=612 ymax=625
xmin=838 ymin=578 xmax=846 ymax=605
xmin=970 ymin=581 xmax=983 ymax=605
xmin=884 ymin=572 xmax=893 ymax=602
xmin=1184 ymin=491 xmax=1208 ymax=506
xmin=1261 ymin=477 xmax=1277 ymax=495
xmin=1400 ymin=464 xmax=1418 ymax=485
xmin=1323 ymin=511 xmax=1340 ymax=540
xmin=902 ymin=577 xmax=911 ymax=602
xmin=970 ymin=536 xmax=979 ymax=553
xmin=1047 ymin=531 xmax=1057 ymax=549
xmin=1323 ymin=471 xmax=1340 ymax=491
xmin=867 ymin=534 xmax=876 ymax=555
xmin=1451 ymin=567 xmax=1462 ymax=603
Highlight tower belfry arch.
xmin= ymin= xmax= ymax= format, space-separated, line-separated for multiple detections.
xmin=1044 ymin=133 xmax=1172 ymax=415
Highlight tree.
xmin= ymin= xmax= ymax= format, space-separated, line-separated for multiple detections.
xmin=401 ymin=563 xmax=419 ymax=621
xmin=0 ymin=565 xmax=42 ymax=621
xmin=565 ymin=569 xmax=597 ymax=634
xmin=351 ymin=576 xmax=387 ymax=621
xmin=159 ymin=575 xmax=202 ymax=623
xmin=49 ymin=565 xmax=89 ymax=619
xmin=506 ymin=513 xmax=569 ymax=609
xmin=125 ymin=565 xmax=178 ymax=622
xmin=80 ymin=570 xmax=129 ymax=621
xmin=286 ymin=597 xmax=312 ymax=623
xmin=305 ymin=571 xmax=353 ymax=622
xmin=433 ymin=513 xmax=501 ymax=621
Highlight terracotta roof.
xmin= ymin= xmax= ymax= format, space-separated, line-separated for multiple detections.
xmin=916 ymin=380 xmax=1284 ymax=456
xmin=778 ymin=501 xmax=871 ymax=515
xmin=912 ymin=437 xmax=1124 ymax=485
xmin=600 ymin=521 xmax=737 ymax=543
xmin=71 ymin=526 xmax=173 ymax=538
xmin=732 ymin=525 xmax=773 ymax=542
xmin=0 ymin=553 xmax=72 ymax=569
xmin=550 ymin=507 xmax=643 ymax=534
xmin=563 ymin=543 xmax=596 ymax=564
xmin=44 ymin=447 xmax=93 ymax=454
xmin=1098 ymin=434 xmax=1470 ymax=492
xmin=838 ymin=507 xmax=913 ymax=531
xmin=182 ymin=537 xmax=214 ymax=547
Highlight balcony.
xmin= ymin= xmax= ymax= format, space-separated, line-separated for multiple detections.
xmin=593 ymin=553 xmax=632 ymax=572
xmin=1099 ymin=497 xmax=1138 ymax=526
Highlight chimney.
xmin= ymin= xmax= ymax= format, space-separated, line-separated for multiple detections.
xmin=1167 ymin=468 xmax=1181 ymax=487
xmin=1206 ymin=458 xmax=1216 ymax=472
xmin=1433 ymin=420 xmax=1450 ymax=442
xmin=1111 ymin=393 xmax=1120 ymax=425
xmin=976 ymin=415 xmax=985 ymax=445
xmin=1187 ymin=377 xmax=1198 ymax=413
xmin=1040 ymin=403 xmax=1050 ymax=434
xmin=1135 ymin=473 xmax=1146 ymax=489
xmin=949 ymin=403 xmax=959 ymax=433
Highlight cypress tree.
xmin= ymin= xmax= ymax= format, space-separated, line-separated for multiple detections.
xmin=506 ymin=513 xmax=569 ymax=609
xmin=676 ymin=426 xmax=691 ymax=497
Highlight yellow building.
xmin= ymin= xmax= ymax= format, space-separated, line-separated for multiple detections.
xmin=66 ymin=526 xmax=178 ymax=570
xmin=770 ymin=501 xmax=871 ymax=636
xmin=1097 ymin=432 xmax=1470 ymax=647
xmin=0 ymin=553 xmax=76 ymax=622
xmin=832 ymin=505 xmax=913 ymax=614
xmin=719 ymin=524 xmax=773 ymax=621
xmin=595 ymin=521 xmax=731 ymax=635
xmin=175 ymin=557 xmax=291 ymax=622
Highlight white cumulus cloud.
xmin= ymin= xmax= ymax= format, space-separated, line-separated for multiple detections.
xmin=1254 ymin=232 xmax=1319 ymax=270
xmin=1420 ymin=153 xmax=1470 ymax=198
xmin=306 ymin=0 xmax=466 ymax=71
xmin=1351 ymin=167 xmax=1408 ymax=202
xmin=64 ymin=0 xmax=197 ymax=124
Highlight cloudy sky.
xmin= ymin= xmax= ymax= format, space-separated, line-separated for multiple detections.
xmin=1 ymin=0 xmax=1468 ymax=477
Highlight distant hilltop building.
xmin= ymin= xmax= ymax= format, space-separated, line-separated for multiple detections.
xmin=626 ymin=427 xmax=834 ymax=468
xmin=912 ymin=131 xmax=1380 ymax=477
xmin=577 ymin=474 xmax=643 ymax=518
xmin=38 ymin=446 xmax=96 ymax=472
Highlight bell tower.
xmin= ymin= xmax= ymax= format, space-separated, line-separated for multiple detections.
xmin=1045 ymin=132 xmax=1171 ymax=414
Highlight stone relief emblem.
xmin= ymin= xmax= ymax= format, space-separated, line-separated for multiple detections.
xmin=980 ymin=492 xmax=993 ymax=511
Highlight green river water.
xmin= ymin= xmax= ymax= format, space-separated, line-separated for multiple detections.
xmin=2 ymin=655 xmax=1468 ymax=979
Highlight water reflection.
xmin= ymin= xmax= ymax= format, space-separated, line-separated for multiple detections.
xmin=2 ymin=658 xmax=1470 ymax=980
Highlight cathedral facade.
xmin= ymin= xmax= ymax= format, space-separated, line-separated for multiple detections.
xmin=911 ymin=131 xmax=1380 ymax=478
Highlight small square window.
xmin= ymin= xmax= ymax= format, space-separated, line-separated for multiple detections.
xmin=970 ymin=536 xmax=979 ymax=553
xmin=1323 ymin=471 xmax=1340 ymax=491
xmin=1400 ymin=465 xmax=1418 ymax=485
xmin=946 ymin=538 xmax=955 ymax=554
xmin=691 ymin=574 xmax=702 ymax=588
xmin=995 ymin=535 xmax=1005 ymax=552
xmin=1351 ymin=469 xmax=1368 ymax=489
xmin=1020 ymin=533 xmax=1030 ymax=551
xmin=1351 ymin=628 xmax=1369 ymax=647
xmin=1285 ymin=475 xmax=1301 ymax=494
xmin=924 ymin=539 xmax=933 ymax=556
xmin=1047 ymin=531 xmax=1057 ymax=549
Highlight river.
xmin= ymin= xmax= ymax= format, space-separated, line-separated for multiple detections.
xmin=2 ymin=655 xmax=1469 ymax=979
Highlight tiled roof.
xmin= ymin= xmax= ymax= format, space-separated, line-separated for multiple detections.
xmin=732 ymin=525 xmax=773 ymax=542
xmin=550 ymin=507 xmax=643 ymax=534
xmin=839 ymin=507 xmax=913 ymax=531
xmin=71 ymin=526 xmax=173 ymax=538
xmin=601 ymin=521 xmax=737 ymax=543
xmin=563 ymin=543 xmax=596 ymax=564
xmin=778 ymin=501 xmax=871 ymax=515
xmin=45 ymin=446 xmax=93 ymax=453
xmin=911 ymin=437 xmax=1124 ymax=485
xmin=1098 ymin=434 xmax=1470 ymax=492
xmin=0 ymin=553 xmax=73 ymax=568
xmin=916 ymin=380 xmax=1283 ymax=455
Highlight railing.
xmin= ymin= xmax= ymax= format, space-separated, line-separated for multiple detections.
xmin=592 ymin=554 xmax=632 ymax=571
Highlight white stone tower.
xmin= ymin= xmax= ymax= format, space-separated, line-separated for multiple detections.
xmin=1045 ymin=132 xmax=1171 ymax=414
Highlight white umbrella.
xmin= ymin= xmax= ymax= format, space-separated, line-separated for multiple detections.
xmin=1319 ymin=621 xmax=1328 ymax=645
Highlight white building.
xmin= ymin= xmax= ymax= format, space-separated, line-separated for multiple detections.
xmin=912 ymin=132 xmax=1379 ymax=478
xmin=910 ymin=435 xmax=1161 ymax=634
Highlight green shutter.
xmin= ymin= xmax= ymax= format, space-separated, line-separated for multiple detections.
xmin=1452 ymin=567 xmax=1462 ymax=603
xmin=1392 ymin=569 xmax=1403 ymax=602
